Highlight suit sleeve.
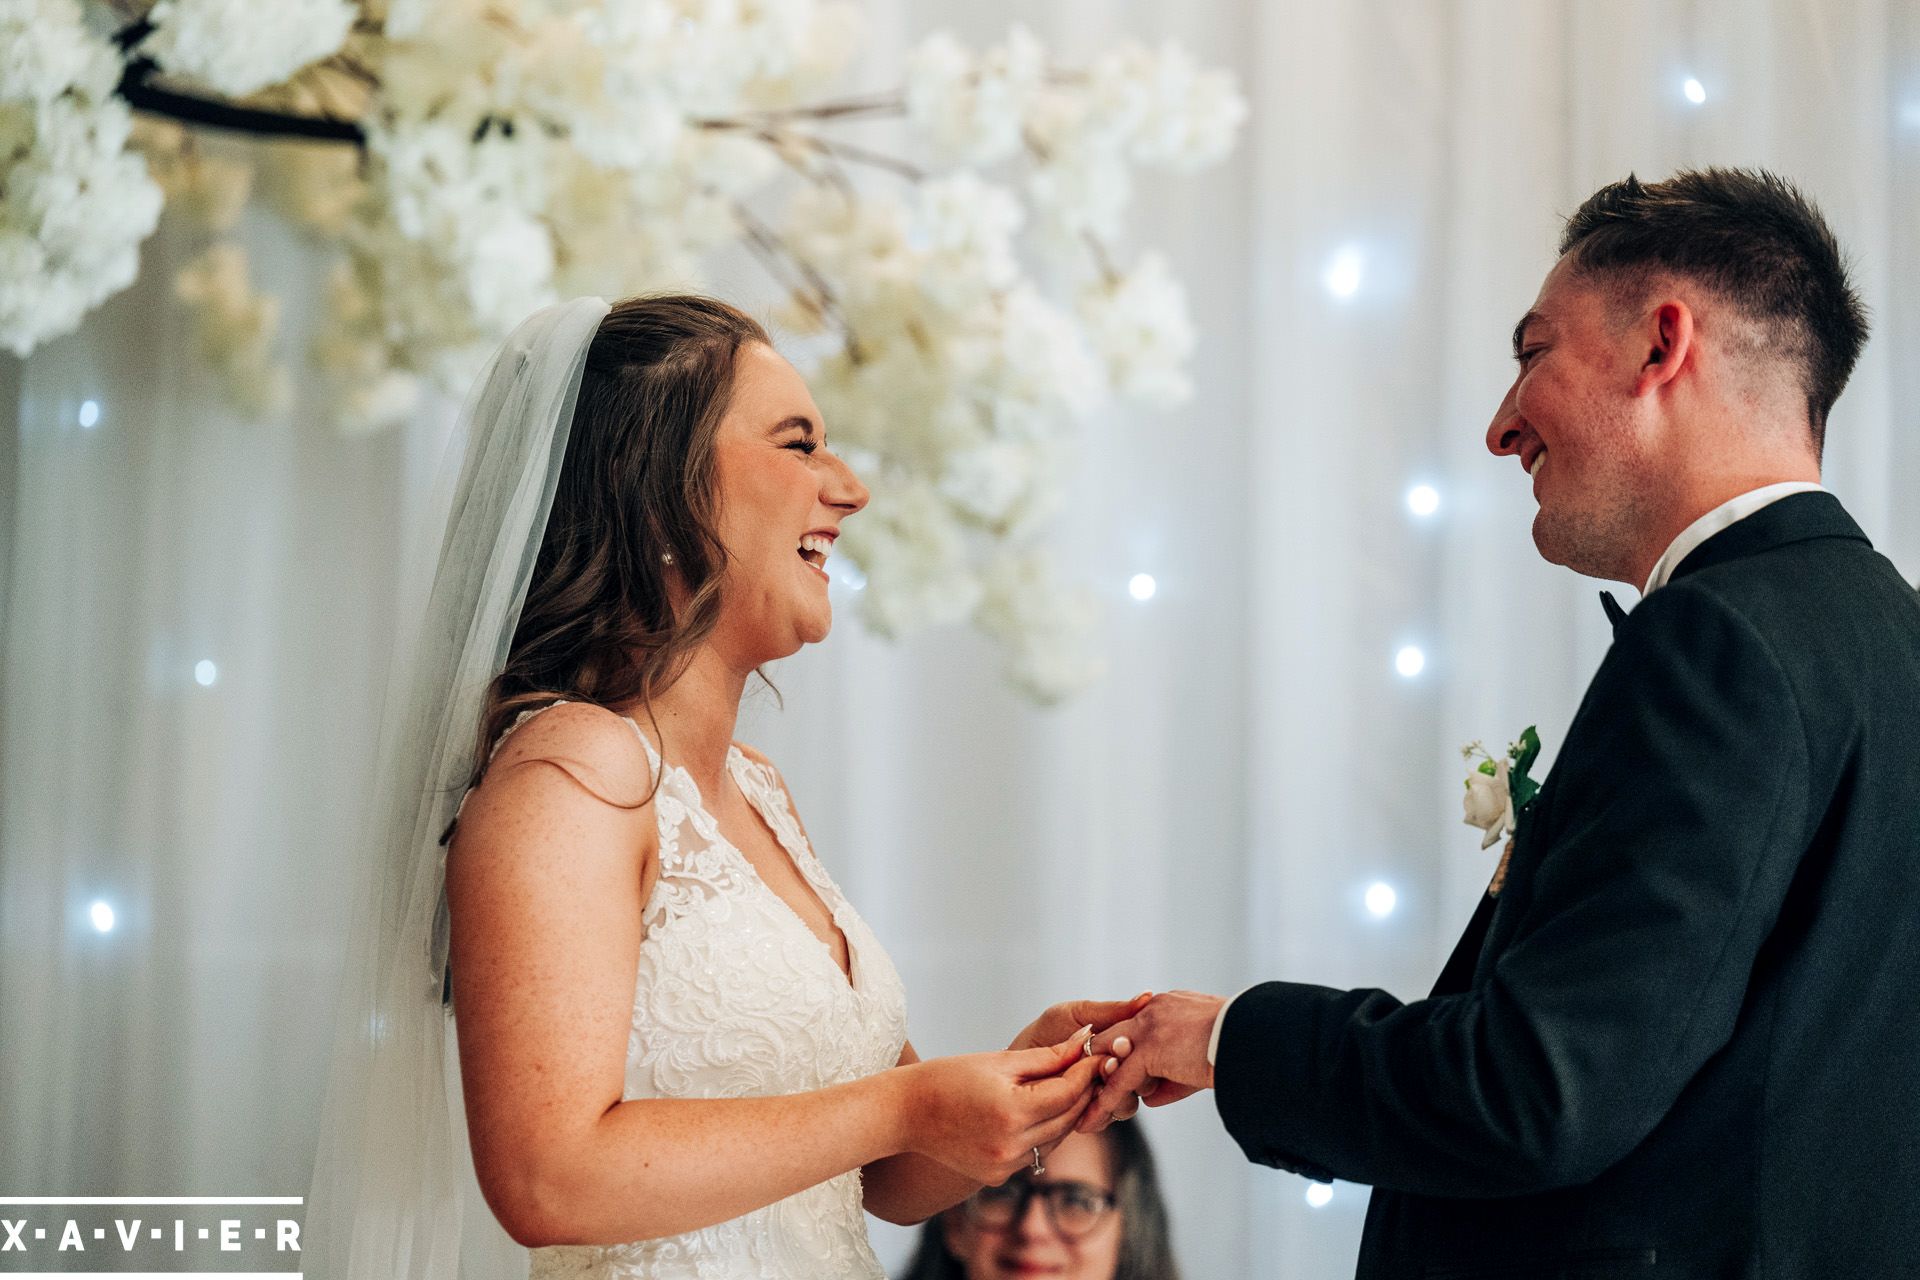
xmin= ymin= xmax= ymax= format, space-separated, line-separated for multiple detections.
xmin=1214 ymin=583 xmax=1813 ymax=1196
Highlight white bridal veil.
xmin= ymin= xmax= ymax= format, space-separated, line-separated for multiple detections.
xmin=303 ymin=296 xmax=612 ymax=1279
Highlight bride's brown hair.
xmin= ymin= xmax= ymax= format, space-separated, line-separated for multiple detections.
xmin=439 ymin=293 xmax=771 ymax=845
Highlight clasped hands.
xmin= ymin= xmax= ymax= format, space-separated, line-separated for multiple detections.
xmin=1009 ymin=989 xmax=1225 ymax=1135
xmin=912 ymin=990 xmax=1224 ymax=1187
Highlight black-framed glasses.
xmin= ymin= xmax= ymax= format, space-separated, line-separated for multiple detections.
xmin=962 ymin=1174 xmax=1118 ymax=1239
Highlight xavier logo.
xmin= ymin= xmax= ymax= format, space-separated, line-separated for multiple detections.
xmin=0 ymin=1196 xmax=303 ymax=1276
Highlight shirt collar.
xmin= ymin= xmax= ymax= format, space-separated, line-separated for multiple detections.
xmin=1635 ymin=479 xmax=1827 ymax=602
xmin=1640 ymin=481 xmax=1828 ymax=598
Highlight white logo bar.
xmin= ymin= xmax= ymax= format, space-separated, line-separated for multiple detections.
xmin=0 ymin=1197 xmax=302 ymax=1205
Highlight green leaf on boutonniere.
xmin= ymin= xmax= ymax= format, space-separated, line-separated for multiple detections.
xmin=1512 ymin=725 xmax=1541 ymax=777
xmin=1478 ymin=760 xmax=1498 ymax=777
xmin=1510 ymin=775 xmax=1541 ymax=811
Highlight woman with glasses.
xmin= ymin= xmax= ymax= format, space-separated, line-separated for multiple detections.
xmin=898 ymin=1122 xmax=1181 ymax=1280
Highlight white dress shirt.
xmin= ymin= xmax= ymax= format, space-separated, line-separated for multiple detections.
xmin=1639 ymin=481 xmax=1826 ymax=597
xmin=1204 ymin=480 xmax=1828 ymax=1070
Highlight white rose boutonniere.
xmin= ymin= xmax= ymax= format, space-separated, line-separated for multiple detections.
xmin=1462 ymin=756 xmax=1515 ymax=849
xmin=1461 ymin=727 xmax=1544 ymax=895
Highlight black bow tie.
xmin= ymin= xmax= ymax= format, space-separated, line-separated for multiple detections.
xmin=1600 ymin=590 xmax=1629 ymax=631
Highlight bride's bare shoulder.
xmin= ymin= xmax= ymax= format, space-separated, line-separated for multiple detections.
xmin=462 ymin=700 xmax=658 ymax=836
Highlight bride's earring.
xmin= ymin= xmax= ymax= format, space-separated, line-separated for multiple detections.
xmin=660 ymin=550 xmax=674 ymax=566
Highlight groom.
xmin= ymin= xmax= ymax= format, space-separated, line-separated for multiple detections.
xmin=1085 ymin=168 xmax=1920 ymax=1275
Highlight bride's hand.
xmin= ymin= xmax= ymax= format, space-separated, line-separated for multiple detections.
xmin=902 ymin=1030 xmax=1104 ymax=1185
xmin=1007 ymin=994 xmax=1153 ymax=1052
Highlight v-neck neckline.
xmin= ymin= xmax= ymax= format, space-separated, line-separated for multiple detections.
xmin=626 ymin=718 xmax=860 ymax=995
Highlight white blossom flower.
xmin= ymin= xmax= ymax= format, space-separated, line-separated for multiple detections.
xmin=1025 ymin=143 xmax=1133 ymax=243
xmin=0 ymin=0 xmax=162 ymax=355
xmin=775 ymin=0 xmax=863 ymax=99
xmin=379 ymin=0 xmax=493 ymax=40
xmin=3 ymin=0 xmax=1241 ymax=701
xmin=1020 ymin=39 xmax=1245 ymax=240
xmin=141 ymin=0 xmax=356 ymax=98
xmin=838 ymin=480 xmax=982 ymax=637
xmin=463 ymin=211 xmax=558 ymax=330
xmin=175 ymin=241 xmax=290 ymax=415
xmin=0 ymin=0 xmax=120 ymax=103
xmin=904 ymin=25 xmax=1046 ymax=165
xmin=1078 ymin=252 xmax=1196 ymax=407
xmin=912 ymin=172 xmax=1023 ymax=309
xmin=975 ymin=548 xmax=1105 ymax=703
xmin=313 ymin=258 xmax=420 ymax=434
xmin=1087 ymin=40 xmax=1248 ymax=170
xmin=978 ymin=286 xmax=1107 ymax=433
xmin=1105 ymin=42 xmax=1251 ymax=168
xmin=938 ymin=439 xmax=1037 ymax=525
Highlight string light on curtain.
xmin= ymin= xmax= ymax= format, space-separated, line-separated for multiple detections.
xmin=1128 ymin=572 xmax=1158 ymax=602
xmin=1323 ymin=245 xmax=1365 ymax=299
xmin=1899 ymin=99 xmax=1920 ymax=128
xmin=1394 ymin=645 xmax=1426 ymax=678
xmin=1405 ymin=483 xmax=1440 ymax=517
xmin=1683 ymin=76 xmax=1708 ymax=105
xmin=833 ymin=562 xmax=867 ymax=592
xmin=1364 ymin=881 xmax=1398 ymax=919
xmin=1305 ymin=1182 xmax=1335 ymax=1209
xmin=193 ymin=660 xmax=218 ymax=687
xmin=88 ymin=900 xmax=115 ymax=933
xmin=77 ymin=399 xmax=100 ymax=428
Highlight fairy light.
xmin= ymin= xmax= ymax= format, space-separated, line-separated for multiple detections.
xmin=1323 ymin=245 xmax=1364 ymax=299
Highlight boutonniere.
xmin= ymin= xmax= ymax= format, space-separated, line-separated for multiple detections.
xmin=1461 ymin=726 xmax=1543 ymax=896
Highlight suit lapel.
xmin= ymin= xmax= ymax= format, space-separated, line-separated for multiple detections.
xmin=1666 ymin=490 xmax=1869 ymax=584
xmin=1428 ymin=495 xmax=1869 ymax=1004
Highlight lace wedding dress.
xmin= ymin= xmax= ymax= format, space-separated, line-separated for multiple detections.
xmin=461 ymin=700 xmax=909 ymax=1280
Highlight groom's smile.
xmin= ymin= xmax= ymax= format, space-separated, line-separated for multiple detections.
xmin=1485 ymin=253 xmax=1665 ymax=582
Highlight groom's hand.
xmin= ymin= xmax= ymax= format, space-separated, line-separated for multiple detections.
xmin=1007 ymin=994 xmax=1154 ymax=1054
xmin=1079 ymin=990 xmax=1223 ymax=1132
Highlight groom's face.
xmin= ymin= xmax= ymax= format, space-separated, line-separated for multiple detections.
xmin=1486 ymin=255 xmax=1659 ymax=581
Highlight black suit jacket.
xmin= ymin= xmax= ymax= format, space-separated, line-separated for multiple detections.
xmin=1215 ymin=493 xmax=1920 ymax=1278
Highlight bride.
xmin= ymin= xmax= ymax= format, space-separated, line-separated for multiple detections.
xmin=301 ymin=294 xmax=1145 ymax=1279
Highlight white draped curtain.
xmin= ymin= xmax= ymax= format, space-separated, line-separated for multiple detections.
xmin=4 ymin=3 xmax=1915 ymax=1277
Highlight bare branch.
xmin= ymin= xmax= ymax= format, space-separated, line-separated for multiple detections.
xmin=701 ymin=120 xmax=923 ymax=183
xmin=732 ymin=92 xmax=905 ymax=123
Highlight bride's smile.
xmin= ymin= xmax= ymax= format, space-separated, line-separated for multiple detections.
xmin=706 ymin=342 xmax=867 ymax=660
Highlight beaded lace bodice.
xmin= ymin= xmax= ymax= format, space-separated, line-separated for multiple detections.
xmin=467 ymin=700 xmax=908 ymax=1280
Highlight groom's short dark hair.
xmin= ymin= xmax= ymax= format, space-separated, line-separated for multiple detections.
xmin=1559 ymin=167 xmax=1867 ymax=453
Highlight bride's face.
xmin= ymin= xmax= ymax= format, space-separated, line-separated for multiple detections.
xmin=706 ymin=343 xmax=868 ymax=660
